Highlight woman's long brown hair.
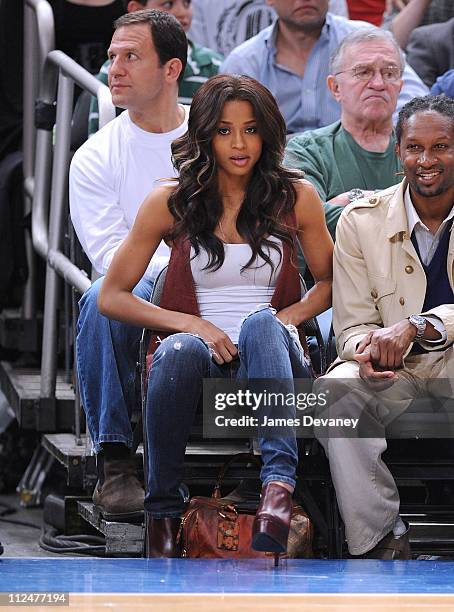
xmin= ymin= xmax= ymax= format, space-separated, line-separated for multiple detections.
xmin=166 ymin=74 xmax=303 ymax=272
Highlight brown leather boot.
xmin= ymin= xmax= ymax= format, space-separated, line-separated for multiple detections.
xmin=362 ymin=523 xmax=411 ymax=560
xmin=145 ymin=514 xmax=181 ymax=558
xmin=252 ymin=483 xmax=292 ymax=557
xmin=92 ymin=457 xmax=144 ymax=522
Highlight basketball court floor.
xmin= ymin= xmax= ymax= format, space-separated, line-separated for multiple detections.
xmin=1 ymin=558 xmax=454 ymax=611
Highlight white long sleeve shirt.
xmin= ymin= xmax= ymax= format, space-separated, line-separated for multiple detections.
xmin=69 ymin=107 xmax=189 ymax=280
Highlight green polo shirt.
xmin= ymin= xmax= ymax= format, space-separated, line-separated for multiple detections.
xmin=284 ymin=121 xmax=402 ymax=275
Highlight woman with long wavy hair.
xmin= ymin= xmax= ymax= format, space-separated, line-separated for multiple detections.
xmin=98 ymin=74 xmax=333 ymax=560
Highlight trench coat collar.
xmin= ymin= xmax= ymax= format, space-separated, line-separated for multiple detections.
xmin=385 ymin=178 xmax=410 ymax=241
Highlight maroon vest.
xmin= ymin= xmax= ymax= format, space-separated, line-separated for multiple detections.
xmin=146 ymin=212 xmax=302 ymax=372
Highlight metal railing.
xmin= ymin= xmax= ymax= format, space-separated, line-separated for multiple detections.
xmin=24 ymin=0 xmax=115 ymax=412
xmin=36 ymin=50 xmax=115 ymax=402
xmin=23 ymin=0 xmax=55 ymax=319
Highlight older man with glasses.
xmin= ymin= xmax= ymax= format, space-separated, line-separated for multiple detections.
xmin=220 ymin=0 xmax=426 ymax=136
xmin=285 ymin=28 xmax=405 ymax=268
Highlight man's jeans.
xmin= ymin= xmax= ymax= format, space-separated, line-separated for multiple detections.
xmin=144 ymin=307 xmax=311 ymax=517
xmin=77 ymin=276 xmax=154 ymax=453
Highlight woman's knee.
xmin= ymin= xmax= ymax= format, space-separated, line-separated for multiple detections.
xmin=239 ymin=307 xmax=282 ymax=348
xmin=152 ymin=333 xmax=211 ymax=372
xmin=241 ymin=306 xmax=277 ymax=333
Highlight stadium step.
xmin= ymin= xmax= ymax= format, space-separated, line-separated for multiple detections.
xmin=77 ymin=501 xmax=144 ymax=556
xmin=0 ymin=309 xmax=41 ymax=353
xmin=42 ymin=433 xmax=96 ymax=489
xmin=0 ymin=361 xmax=75 ymax=431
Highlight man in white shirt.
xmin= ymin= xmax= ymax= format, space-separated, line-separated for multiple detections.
xmin=69 ymin=9 xmax=188 ymax=521
xmin=314 ymin=94 xmax=454 ymax=559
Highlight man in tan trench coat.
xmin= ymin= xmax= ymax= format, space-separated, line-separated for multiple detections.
xmin=314 ymin=94 xmax=454 ymax=559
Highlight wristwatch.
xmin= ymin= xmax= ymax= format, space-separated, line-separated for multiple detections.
xmin=348 ymin=188 xmax=364 ymax=203
xmin=408 ymin=315 xmax=427 ymax=341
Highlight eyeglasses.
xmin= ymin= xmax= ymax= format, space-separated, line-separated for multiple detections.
xmin=334 ymin=64 xmax=402 ymax=82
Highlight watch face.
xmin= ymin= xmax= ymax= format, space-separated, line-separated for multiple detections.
xmin=409 ymin=315 xmax=426 ymax=340
xmin=412 ymin=315 xmax=425 ymax=326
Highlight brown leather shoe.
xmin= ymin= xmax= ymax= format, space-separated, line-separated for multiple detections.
xmin=252 ymin=482 xmax=292 ymax=555
xmin=145 ymin=514 xmax=181 ymax=558
xmin=362 ymin=523 xmax=411 ymax=560
xmin=93 ymin=457 xmax=144 ymax=522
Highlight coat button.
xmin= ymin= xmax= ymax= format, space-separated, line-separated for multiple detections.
xmin=399 ymin=297 xmax=405 ymax=305
xmin=405 ymin=265 xmax=414 ymax=274
xmin=371 ymin=289 xmax=378 ymax=299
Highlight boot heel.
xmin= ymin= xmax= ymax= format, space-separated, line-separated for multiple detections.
xmin=251 ymin=482 xmax=293 ymax=560
xmin=252 ymin=518 xmax=288 ymax=553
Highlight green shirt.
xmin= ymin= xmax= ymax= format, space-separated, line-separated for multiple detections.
xmin=284 ymin=120 xmax=402 ymax=274
xmin=88 ymin=40 xmax=223 ymax=137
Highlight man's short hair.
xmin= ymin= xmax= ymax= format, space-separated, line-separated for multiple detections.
xmin=396 ymin=94 xmax=454 ymax=143
xmin=114 ymin=9 xmax=188 ymax=81
xmin=330 ymin=27 xmax=405 ymax=75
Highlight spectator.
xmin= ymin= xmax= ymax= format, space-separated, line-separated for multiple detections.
xmin=346 ymin=0 xmax=386 ymax=26
xmin=406 ymin=17 xmax=454 ymax=88
xmin=431 ymin=69 xmax=454 ymax=98
xmin=88 ymin=0 xmax=222 ymax=136
xmin=285 ymin=28 xmax=403 ymax=270
xmin=0 ymin=0 xmax=23 ymax=162
xmin=50 ymin=0 xmax=124 ymax=73
xmin=421 ymin=0 xmax=454 ymax=23
xmin=221 ymin=0 xmax=427 ymax=135
xmin=189 ymin=0 xmax=348 ymax=56
xmin=346 ymin=1 xmax=413 ymax=27
xmin=0 ymin=0 xmax=28 ymax=310
xmin=69 ymin=9 xmax=188 ymax=522
xmin=314 ymin=95 xmax=454 ymax=559
xmin=98 ymin=74 xmax=333 ymax=558
xmin=390 ymin=0 xmax=454 ymax=50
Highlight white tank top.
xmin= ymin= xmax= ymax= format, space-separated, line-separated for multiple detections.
xmin=190 ymin=238 xmax=282 ymax=343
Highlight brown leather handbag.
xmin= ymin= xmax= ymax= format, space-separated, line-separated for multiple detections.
xmin=177 ymin=453 xmax=313 ymax=559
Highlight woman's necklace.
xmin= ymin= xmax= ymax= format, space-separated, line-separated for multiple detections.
xmin=218 ymin=218 xmax=228 ymax=243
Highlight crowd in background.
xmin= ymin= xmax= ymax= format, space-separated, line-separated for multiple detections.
xmin=1 ymin=0 xmax=453 ymax=162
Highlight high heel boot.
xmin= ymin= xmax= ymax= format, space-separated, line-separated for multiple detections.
xmin=251 ymin=482 xmax=292 ymax=566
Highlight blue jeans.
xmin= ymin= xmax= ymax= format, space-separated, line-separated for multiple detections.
xmin=77 ymin=276 xmax=154 ymax=453
xmin=144 ymin=308 xmax=311 ymax=517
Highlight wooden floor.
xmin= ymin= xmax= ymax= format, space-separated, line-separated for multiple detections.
xmin=2 ymin=558 xmax=454 ymax=612
xmin=55 ymin=593 xmax=454 ymax=611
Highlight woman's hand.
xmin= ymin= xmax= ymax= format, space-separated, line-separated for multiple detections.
xmin=189 ymin=317 xmax=238 ymax=364
xmin=276 ymin=304 xmax=303 ymax=327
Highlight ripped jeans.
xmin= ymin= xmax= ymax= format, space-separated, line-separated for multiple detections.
xmin=144 ymin=307 xmax=311 ymax=517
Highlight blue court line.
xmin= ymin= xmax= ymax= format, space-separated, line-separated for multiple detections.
xmin=1 ymin=559 xmax=454 ymax=594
